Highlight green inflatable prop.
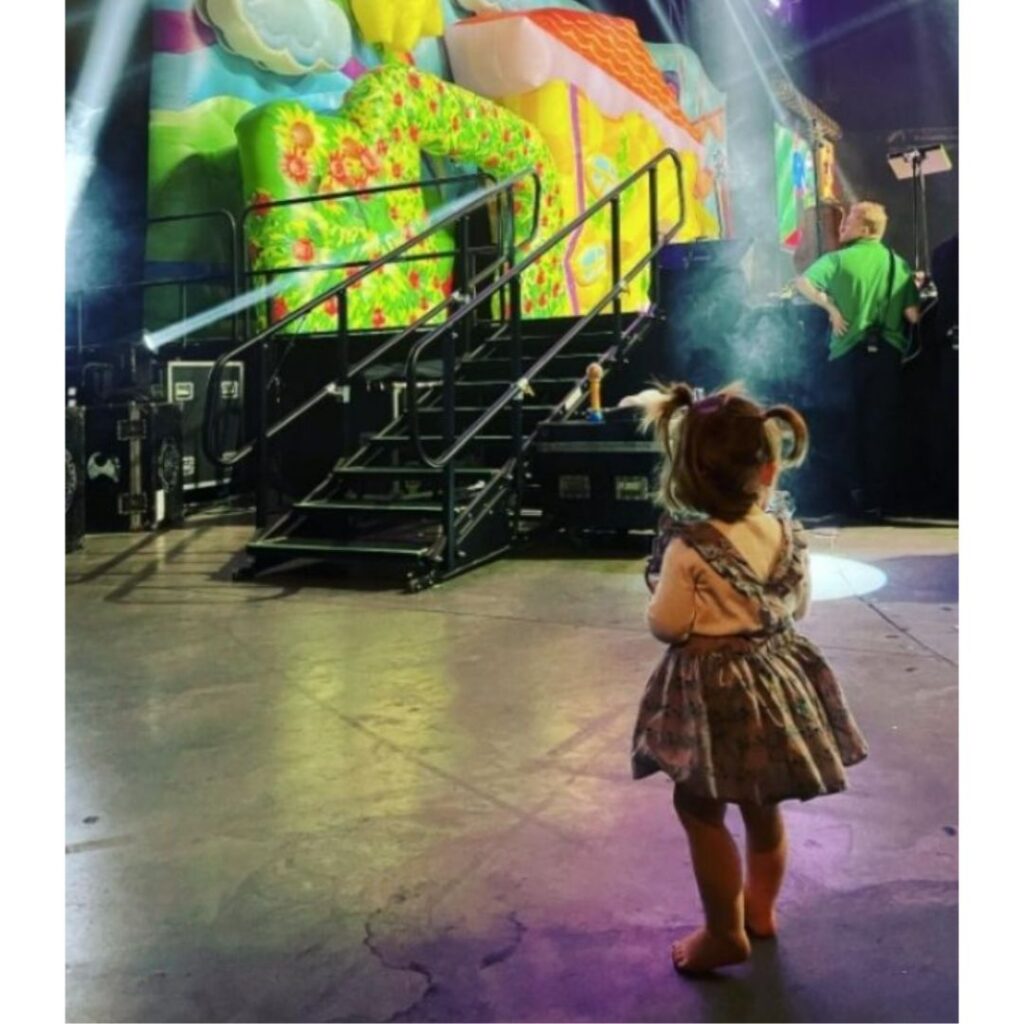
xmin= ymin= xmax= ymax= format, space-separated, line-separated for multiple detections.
xmin=237 ymin=64 xmax=570 ymax=333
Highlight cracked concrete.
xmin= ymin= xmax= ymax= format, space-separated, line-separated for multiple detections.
xmin=66 ymin=523 xmax=957 ymax=1022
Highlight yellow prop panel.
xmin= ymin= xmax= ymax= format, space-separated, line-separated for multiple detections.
xmin=350 ymin=0 xmax=444 ymax=53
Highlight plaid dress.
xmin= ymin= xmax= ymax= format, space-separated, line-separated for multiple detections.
xmin=631 ymin=518 xmax=868 ymax=804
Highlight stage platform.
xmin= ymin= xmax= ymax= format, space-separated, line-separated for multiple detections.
xmin=65 ymin=521 xmax=957 ymax=1023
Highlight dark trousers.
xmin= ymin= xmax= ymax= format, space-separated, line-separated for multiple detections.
xmin=824 ymin=341 xmax=904 ymax=513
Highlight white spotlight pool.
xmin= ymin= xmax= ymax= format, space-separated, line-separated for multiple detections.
xmin=808 ymin=554 xmax=888 ymax=602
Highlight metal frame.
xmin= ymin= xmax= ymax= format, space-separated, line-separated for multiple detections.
xmin=67 ymin=208 xmax=239 ymax=356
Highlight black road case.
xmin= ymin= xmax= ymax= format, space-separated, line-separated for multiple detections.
xmin=532 ymin=411 xmax=661 ymax=532
xmin=84 ymin=402 xmax=184 ymax=532
xmin=166 ymin=360 xmax=244 ymax=492
xmin=66 ymin=406 xmax=86 ymax=552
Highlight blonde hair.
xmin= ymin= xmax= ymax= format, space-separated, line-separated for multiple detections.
xmin=637 ymin=382 xmax=809 ymax=522
xmin=853 ymin=201 xmax=888 ymax=238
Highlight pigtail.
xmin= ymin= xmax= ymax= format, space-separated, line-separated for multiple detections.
xmin=632 ymin=380 xmax=695 ymax=450
xmin=764 ymin=404 xmax=809 ymax=468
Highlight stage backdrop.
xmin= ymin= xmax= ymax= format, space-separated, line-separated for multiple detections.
xmin=146 ymin=0 xmax=729 ymax=332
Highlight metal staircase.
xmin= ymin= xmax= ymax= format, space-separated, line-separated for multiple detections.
xmin=205 ymin=151 xmax=685 ymax=590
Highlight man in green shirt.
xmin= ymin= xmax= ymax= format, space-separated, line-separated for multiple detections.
xmin=794 ymin=201 xmax=921 ymax=517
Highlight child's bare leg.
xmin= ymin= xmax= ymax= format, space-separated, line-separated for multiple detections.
xmin=739 ymin=801 xmax=787 ymax=938
xmin=670 ymin=786 xmax=751 ymax=973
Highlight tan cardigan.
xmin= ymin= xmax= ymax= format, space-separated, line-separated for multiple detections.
xmin=647 ymin=531 xmax=810 ymax=643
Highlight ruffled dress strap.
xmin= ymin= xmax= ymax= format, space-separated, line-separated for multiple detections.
xmin=764 ymin=517 xmax=808 ymax=600
xmin=644 ymin=512 xmax=694 ymax=591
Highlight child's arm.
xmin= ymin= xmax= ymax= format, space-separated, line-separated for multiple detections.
xmin=647 ymin=537 xmax=697 ymax=642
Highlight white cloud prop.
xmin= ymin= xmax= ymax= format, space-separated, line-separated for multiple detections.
xmin=197 ymin=0 xmax=353 ymax=77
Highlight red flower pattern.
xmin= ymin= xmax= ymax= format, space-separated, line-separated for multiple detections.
xmin=281 ymin=150 xmax=310 ymax=185
xmin=251 ymin=191 xmax=272 ymax=216
xmin=293 ymin=238 xmax=315 ymax=263
xmin=271 ymin=297 xmax=288 ymax=322
xmin=327 ymin=138 xmax=380 ymax=190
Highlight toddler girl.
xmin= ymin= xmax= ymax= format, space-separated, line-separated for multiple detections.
xmin=630 ymin=382 xmax=868 ymax=975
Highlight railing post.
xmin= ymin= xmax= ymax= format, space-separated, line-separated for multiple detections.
xmin=178 ymin=282 xmax=188 ymax=346
xmin=509 ymin=271 xmax=524 ymax=526
xmin=611 ymin=195 xmax=623 ymax=345
xmin=255 ymin=295 xmax=271 ymax=529
xmin=442 ymin=328 xmax=457 ymax=571
xmin=336 ymin=288 xmax=351 ymax=454
xmin=231 ymin=218 xmax=241 ymax=345
xmin=648 ymin=166 xmax=660 ymax=311
xmin=76 ymin=294 xmax=85 ymax=360
xmin=458 ymin=214 xmax=474 ymax=355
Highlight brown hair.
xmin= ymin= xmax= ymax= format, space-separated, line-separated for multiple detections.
xmin=640 ymin=381 xmax=809 ymax=522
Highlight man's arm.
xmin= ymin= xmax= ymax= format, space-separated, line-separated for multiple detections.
xmin=794 ymin=275 xmax=848 ymax=336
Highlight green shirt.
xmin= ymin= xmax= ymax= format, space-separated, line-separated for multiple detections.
xmin=803 ymin=239 xmax=918 ymax=359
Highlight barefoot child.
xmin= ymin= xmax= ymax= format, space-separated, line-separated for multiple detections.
xmin=629 ymin=382 xmax=868 ymax=975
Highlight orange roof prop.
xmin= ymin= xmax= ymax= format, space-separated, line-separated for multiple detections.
xmin=454 ymin=9 xmax=702 ymax=144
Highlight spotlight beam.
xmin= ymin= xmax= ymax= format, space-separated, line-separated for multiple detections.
xmin=720 ymin=0 xmax=787 ymax=120
xmin=640 ymin=0 xmax=684 ymax=45
xmin=66 ymin=0 xmax=148 ymax=232
xmin=779 ymin=0 xmax=930 ymax=63
xmin=738 ymin=0 xmax=816 ymax=122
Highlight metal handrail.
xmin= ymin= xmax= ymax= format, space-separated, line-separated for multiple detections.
xmin=68 ymin=207 xmax=239 ymax=353
xmin=404 ymin=148 xmax=685 ymax=469
xmin=202 ymin=168 xmax=539 ymax=480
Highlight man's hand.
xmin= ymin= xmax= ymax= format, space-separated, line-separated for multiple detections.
xmin=827 ymin=305 xmax=848 ymax=336
xmin=795 ymin=275 xmax=848 ymax=336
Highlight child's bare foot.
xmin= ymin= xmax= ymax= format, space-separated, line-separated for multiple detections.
xmin=671 ymin=928 xmax=751 ymax=974
xmin=743 ymin=890 xmax=778 ymax=938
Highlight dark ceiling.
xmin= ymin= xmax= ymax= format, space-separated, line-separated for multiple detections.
xmin=597 ymin=0 xmax=957 ymax=135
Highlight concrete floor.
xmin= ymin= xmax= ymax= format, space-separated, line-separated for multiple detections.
xmin=66 ymin=521 xmax=958 ymax=1023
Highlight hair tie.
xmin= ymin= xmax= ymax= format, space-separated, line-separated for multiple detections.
xmin=693 ymin=395 xmax=727 ymax=414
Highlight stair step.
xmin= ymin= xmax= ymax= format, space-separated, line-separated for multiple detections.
xmin=367 ymin=434 xmax=515 ymax=447
xmin=333 ymin=466 xmax=502 ymax=478
xmin=412 ymin=405 xmax=553 ymax=417
xmin=461 ymin=353 xmax=605 ymax=376
xmin=453 ymin=378 xmax=577 ymax=389
xmin=248 ymin=537 xmax=432 ymax=559
xmin=295 ymin=499 xmax=446 ymax=514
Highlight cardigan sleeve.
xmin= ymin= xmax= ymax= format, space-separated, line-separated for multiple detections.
xmin=647 ymin=537 xmax=697 ymax=643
